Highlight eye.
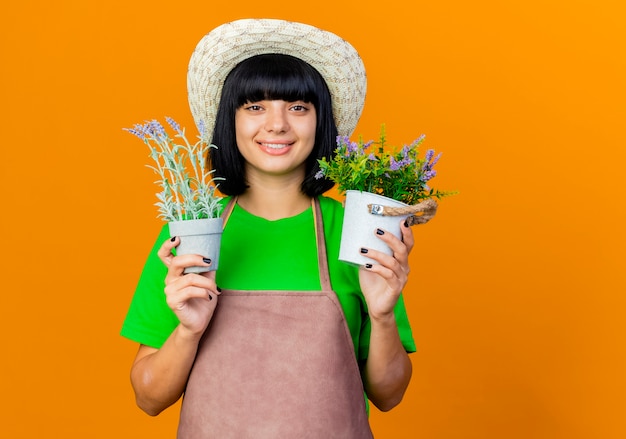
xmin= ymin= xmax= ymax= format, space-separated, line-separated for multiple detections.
xmin=290 ymin=103 xmax=309 ymax=112
xmin=245 ymin=104 xmax=263 ymax=111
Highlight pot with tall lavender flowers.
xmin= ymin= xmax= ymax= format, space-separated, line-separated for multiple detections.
xmin=125 ymin=117 xmax=223 ymax=273
xmin=317 ymin=125 xmax=455 ymax=266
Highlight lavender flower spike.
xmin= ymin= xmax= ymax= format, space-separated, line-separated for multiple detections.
xmin=421 ymin=169 xmax=437 ymax=182
xmin=431 ymin=152 xmax=442 ymax=167
xmin=197 ymin=119 xmax=206 ymax=138
xmin=389 ymin=157 xmax=402 ymax=171
xmin=124 ymin=127 xmax=146 ymax=140
xmin=347 ymin=141 xmax=360 ymax=153
xmin=165 ymin=117 xmax=183 ymax=135
xmin=424 ymin=149 xmax=434 ymax=164
xmin=148 ymin=120 xmax=168 ymax=141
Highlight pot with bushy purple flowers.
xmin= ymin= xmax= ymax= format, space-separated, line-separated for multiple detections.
xmin=125 ymin=118 xmax=223 ymax=273
xmin=317 ymin=125 xmax=456 ymax=266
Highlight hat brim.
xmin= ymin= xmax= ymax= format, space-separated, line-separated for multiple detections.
xmin=187 ymin=18 xmax=367 ymax=139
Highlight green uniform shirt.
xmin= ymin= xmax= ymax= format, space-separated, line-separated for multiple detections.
xmin=121 ymin=196 xmax=415 ymax=360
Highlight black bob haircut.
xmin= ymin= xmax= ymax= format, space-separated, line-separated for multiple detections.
xmin=209 ymin=53 xmax=337 ymax=196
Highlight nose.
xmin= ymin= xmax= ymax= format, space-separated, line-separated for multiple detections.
xmin=264 ymin=105 xmax=289 ymax=133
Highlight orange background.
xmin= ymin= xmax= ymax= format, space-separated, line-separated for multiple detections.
xmin=1 ymin=1 xmax=625 ymax=438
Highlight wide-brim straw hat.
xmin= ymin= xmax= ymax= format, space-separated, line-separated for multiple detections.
xmin=187 ymin=18 xmax=367 ymax=138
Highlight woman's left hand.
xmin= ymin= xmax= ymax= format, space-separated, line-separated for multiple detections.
xmin=358 ymin=220 xmax=414 ymax=320
xmin=358 ymin=219 xmax=415 ymax=411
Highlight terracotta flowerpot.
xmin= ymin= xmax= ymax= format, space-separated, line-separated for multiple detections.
xmin=168 ymin=218 xmax=223 ymax=273
xmin=339 ymin=190 xmax=411 ymax=266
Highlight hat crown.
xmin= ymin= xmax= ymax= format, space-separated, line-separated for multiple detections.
xmin=187 ymin=18 xmax=367 ymax=139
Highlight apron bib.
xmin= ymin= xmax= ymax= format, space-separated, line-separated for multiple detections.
xmin=178 ymin=198 xmax=373 ymax=438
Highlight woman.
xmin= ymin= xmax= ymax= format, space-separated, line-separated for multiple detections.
xmin=121 ymin=19 xmax=416 ymax=438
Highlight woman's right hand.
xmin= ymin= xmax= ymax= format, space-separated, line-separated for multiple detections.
xmin=158 ymin=236 xmax=221 ymax=339
xmin=130 ymin=236 xmax=221 ymax=416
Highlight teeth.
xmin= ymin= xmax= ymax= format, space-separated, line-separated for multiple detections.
xmin=261 ymin=143 xmax=289 ymax=149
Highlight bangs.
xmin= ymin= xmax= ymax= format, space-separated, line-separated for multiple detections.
xmin=229 ymin=54 xmax=322 ymax=107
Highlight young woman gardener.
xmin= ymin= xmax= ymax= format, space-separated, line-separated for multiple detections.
xmin=121 ymin=19 xmax=416 ymax=438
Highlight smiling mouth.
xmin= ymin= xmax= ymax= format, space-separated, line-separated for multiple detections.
xmin=259 ymin=142 xmax=292 ymax=149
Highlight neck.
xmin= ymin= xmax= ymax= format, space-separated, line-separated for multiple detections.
xmin=237 ymin=172 xmax=312 ymax=220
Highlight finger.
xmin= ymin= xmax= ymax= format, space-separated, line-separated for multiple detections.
xmin=360 ymin=246 xmax=406 ymax=282
xmin=165 ymin=282 xmax=210 ymax=302
xmin=165 ymin=283 xmax=215 ymax=311
xmin=165 ymin=254 xmax=214 ymax=281
xmin=372 ymin=228 xmax=410 ymax=266
xmin=165 ymin=266 xmax=219 ymax=294
xmin=165 ymin=272 xmax=219 ymax=298
xmin=200 ymin=270 xmax=221 ymax=295
xmin=360 ymin=261 xmax=404 ymax=293
xmin=400 ymin=220 xmax=415 ymax=254
xmin=157 ymin=236 xmax=179 ymax=266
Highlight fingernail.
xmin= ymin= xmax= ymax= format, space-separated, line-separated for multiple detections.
xmin=365 ymin=264 xmax=373 ymax=269
xmin=403 ymin=220 xmax=409 ymax=228
xmin=203 ymin=258 xmax=212 ymax=264
xmin=376 ymin=229 xmax=384 ymax=235
xmin=217 ymin=286 xmax=222 ymax=292
xmin=360 ymin=248 xmax=368 ymax=254
xmin=170 ymin=236 xmax=177 ymax=242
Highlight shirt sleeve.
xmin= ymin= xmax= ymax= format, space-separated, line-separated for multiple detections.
xmin=395 ymin=294 xmax=417 ymax=353
xmin=120 ymin=224 xmax=180 ymax=348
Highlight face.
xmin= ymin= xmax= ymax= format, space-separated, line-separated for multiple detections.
xmin=235 ymin=99 xmax=317 ymax=181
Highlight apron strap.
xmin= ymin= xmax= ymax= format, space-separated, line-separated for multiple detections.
xmin=220 ymin=196 xmax=332 ymax=292
xmin=220 ymin=196 xmax=238 ymax=228
xmin=312 ymin=197 xmax=332 ymax=291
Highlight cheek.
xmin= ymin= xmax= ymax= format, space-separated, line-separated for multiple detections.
xmin=234 ymin=114 xmax=256 ymax=142
xmin=308 ymin=118 xmax=317 ymax=136
xmin=301 ymin=113 xmax=317 ymax=141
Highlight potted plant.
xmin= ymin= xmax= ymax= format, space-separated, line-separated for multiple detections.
xmin=125 ymin=117 xmax=223 ymax=273
xmin=317 ymin=125 xmax=456 ymax=266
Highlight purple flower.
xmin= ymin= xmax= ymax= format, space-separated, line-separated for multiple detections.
xmin=165 ymin=117 xmax=182 ymax=135
xmin=197 ymin=119 xmax=206 ymax=138
xmin=390 ymin=157 xmax=402 ymax=171
xmin=418 ymin=149 xmax=442 ymax=186
xmin=337 ymin=135 xmax=366 ymax=156
xmin=420 ymin=169 xmax=437 ymax=182
xmin=347 ymin=141 xmax=360 ymax=154
xmin=336 ymin=135 xmax=350 ymax=146
xmin=146 ymin=120 xmax=168 ymax=141
xmin=431 ymin=152 xmax=442 ymax=167
xmin=124 ymin=127 xmax=146 ymax=140
xmin=401 ymin=144 xmax=411 ymax=158
xmin=314 ymin=169 xmax=325 ymax=180
xmin=390 ymin=152 xmax=412 ymax=171
xmin=424 ymin=149 xmax=434 ymax=164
